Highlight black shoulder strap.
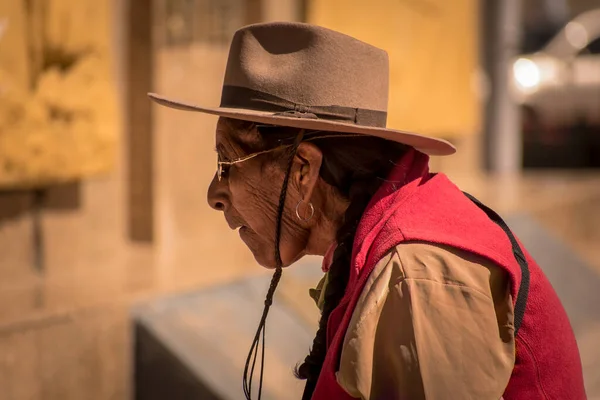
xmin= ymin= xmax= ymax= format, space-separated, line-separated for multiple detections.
xmin=463 ymin=192 xmax=530 ymax=336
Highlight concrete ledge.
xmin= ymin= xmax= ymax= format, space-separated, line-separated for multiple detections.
xmin=133 ymin=271 xmax=320 ymax=400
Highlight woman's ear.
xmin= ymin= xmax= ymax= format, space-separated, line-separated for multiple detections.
xmin=293 ymin=142 xmax=323 ymax=202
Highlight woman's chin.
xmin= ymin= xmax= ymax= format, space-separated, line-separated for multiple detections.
xmin=253 ymin=253 xmax=301 ymax=270
xmin=248 ymin=250 xmax=278 ymax=269
xmin=239 ymin=228 xmax=301 ymax=269
xmin=247 ymin=246 xmax=297 ymax=270
xmin=238 ymin=230 xmax=276 ymax=268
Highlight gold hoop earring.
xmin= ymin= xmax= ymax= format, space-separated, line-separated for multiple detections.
xmin=295 ymin=200 xmax=315 ymax=222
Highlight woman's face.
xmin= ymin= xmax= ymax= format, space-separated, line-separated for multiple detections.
xmin=207 ymin=119 xmax=314 ymax=268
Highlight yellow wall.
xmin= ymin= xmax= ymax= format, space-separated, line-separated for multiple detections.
xmin=307 ymin=0 xmax=480 ymax=138
xmin=0 ymin=0 xmax=119 ymax=189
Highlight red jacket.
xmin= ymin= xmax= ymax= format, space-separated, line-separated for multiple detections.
xmin=311 ymin=150 xmax=585 ymax=399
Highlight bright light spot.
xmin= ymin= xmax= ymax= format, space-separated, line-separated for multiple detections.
xmin=513 ymin=58 xmax=541 ymax=89
xmin=565 ymin=21 xmax=588 ymax=50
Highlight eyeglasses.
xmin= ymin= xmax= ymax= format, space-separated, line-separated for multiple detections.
xmin=217 ymin=145 xmax=289 ymax=181
xmin=216 ymin=130 xmax=363 ymax=181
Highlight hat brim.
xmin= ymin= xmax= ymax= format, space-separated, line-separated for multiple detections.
xmin=148 ymin=93 xmax=456 ymax=156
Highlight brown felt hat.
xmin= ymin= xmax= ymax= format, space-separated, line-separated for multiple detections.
xmin=149 ymin=22 xmax=455 ymax=156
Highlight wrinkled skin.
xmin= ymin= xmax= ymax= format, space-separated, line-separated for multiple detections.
xmin=207 ymin=118 xmax=347 ymax=268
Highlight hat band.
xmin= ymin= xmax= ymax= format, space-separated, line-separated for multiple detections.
xmin=220 ymin=85 xmax=387 ymax=127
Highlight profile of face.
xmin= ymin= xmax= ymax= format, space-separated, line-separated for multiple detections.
xmin=207 ymin=118 xmax=329 ymax=268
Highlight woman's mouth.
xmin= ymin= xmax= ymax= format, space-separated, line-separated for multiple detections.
xmin=238 ymin=226 xmax=250 ymax=242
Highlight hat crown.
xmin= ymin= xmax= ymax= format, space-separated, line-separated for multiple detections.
xmin=222 ymin=22 xmax=390 ymax=115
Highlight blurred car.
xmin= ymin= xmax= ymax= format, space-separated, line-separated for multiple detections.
xmin=512 ymin=8 xmax=600 ymax=167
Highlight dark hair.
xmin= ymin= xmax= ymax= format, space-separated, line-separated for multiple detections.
xmin=224 ymin=118 xmax=409 ymax=399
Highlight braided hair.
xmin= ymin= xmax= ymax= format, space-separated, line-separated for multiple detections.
xmin=222 ymin=118 xmax=409 ymax=399
xmin=296 ymin=176 xmax=383 ymax=399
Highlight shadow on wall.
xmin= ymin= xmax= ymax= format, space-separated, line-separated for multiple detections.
xmin=0 ymin=183 xmax=81 ymax=226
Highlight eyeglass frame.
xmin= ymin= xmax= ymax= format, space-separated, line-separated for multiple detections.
xmin=216 ymin=128 xmax=363 ymax=181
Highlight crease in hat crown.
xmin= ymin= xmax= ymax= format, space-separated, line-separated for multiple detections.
xmin=147 ymin=21 xmax=457 ymax=156
xmin=220 ymin=21 xmax=390 ymax=122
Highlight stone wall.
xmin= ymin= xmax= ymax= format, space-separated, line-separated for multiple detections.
xmin=0 ymin=1 xmax=268 ymax=399
xmin=0 ymin=1 xmax=129 ymax=398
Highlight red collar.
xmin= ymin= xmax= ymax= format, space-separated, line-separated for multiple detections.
xmin=349 ymin=149 xmax=431 ymax=286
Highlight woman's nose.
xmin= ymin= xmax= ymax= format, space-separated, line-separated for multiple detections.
xmin=207 ymin=173 xmax=229 ymax=211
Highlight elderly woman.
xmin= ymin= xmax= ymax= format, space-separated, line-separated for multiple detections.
xmin=150 ymin=22 xmax=585 ymax=400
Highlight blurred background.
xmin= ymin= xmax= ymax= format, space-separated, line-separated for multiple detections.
xmin=0 ymin=0 xmax=599 ymax=399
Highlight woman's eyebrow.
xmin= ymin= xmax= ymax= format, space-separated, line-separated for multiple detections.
xmin=215 ymin=143 xmax=235 ymax=161
xmin=215 ymin=143 xmax=226 ymax=154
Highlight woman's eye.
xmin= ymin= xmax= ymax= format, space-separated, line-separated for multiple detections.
xmin=221 ymin=164 xmax=230 ymax=177
xmin=217 ymin=154 xmax=232 ymax=181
